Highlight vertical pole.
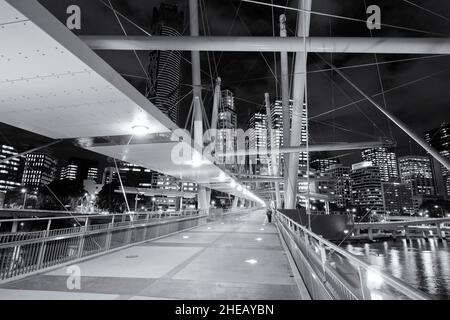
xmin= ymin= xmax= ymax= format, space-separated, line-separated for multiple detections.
xmin=357 ymin=266 xmax=371 ymax=300
xmin=77 ymin=218 xmax=89 ymax=258
xmin=325 ymin=201 xmax=330 ymax=215
xmin=210 ymin=77 xmax=221 ymax=134
xmin=280 ymin=14 xmax=290 ymax=201
xmin=179 ymin=197 xmax=183 ymax=213
xmin=232 ymin=196 xmax=238 ymax=210
xmin=105 ymin=214 xmax=115 ymax=251
xmin=22 ymin=191 xmax=27 ymax=209
xmin=113 ymin=159 xmax=131 ymax=214
xmin=11 ymin=220 xmax=18 ymax=233
xmin=285 ymin=0 xmax=312 ymax=209
xmin=436 ymin=223 xmax=443 ymax=240
xmin=37 ymin=219 xmax=52 ymax=269
xmin=265 ymin=93 xmax=281 ymax=209
xmin=189 ymin=0 xmax=208 ymax=216
xmin=404 ymin=225 xmax=410 ymax=240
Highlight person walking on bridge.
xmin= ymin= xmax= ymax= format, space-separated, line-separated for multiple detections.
xmin=266 ymin=208 xmax=272 ymax=223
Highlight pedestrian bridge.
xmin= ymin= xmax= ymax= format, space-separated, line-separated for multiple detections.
xmin=0 ymin=210 xmax=305 ymax=300
xmin=0 ymin=209 xmax=428 ymax=300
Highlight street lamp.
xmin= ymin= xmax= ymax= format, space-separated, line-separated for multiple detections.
xmin=21 ymin=188 xmax=27 ymax=209
xmin=134 ymin=192 xmax=145 ymax=212
xmin=434 ymin=205 xmax=444 ymax=217
xmin=151 ymin=197 xmax=156 ymax=211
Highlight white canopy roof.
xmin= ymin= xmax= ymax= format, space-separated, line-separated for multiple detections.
xmin=0 ymin=0 xmax=261 ymax=203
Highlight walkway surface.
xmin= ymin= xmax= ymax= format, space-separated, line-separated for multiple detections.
xmin=0 ymin=210 xmax=303 ymax=300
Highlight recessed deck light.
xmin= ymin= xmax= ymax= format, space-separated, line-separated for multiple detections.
xmin=132 ymin=125 xmax=150 ymax=136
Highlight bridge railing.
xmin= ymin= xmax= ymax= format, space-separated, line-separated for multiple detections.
xmin=0 ymin=210 xmax=206 ymax=283
xmin=275 ymin=210 xmax=430 ymax=300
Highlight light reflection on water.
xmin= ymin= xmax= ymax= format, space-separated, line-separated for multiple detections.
xmin=344 ymin=239 xmax=450 ymax=300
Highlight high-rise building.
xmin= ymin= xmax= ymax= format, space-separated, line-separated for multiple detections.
xmin=22 ymin=152 xmax=57 ymax=192
xmin=424 ymin=122 xmax=450 ymax=197
xmin=60 ymin=158 xmax=99 ymax=182
xmin=311 ymin=158 xmax=339 ymax=175
xmin=146 ymin=2 xmax=184 ymax=125
xmin=350 ymin=161 xmax=384 ymax=214
xmin=361 ymin=147 xmax=398 ymax=182
xmin=381 ymin=182 xmax=414 ymax=215
xmin=326 ymin=164 xmax=352 ymax=208
xmin=247 ymin=112 xmax=268 ymax=175
xmin=0 ymin=145 xmax=22 ymax=194
xmin=270 ymin=99 xmax=307 ymax=170
xmin=398 ymin=156 xmax=435 ymax=196
xmin=216 ymin=89 xmax=237 ymax=165
xmin=109 ymin=163 xmax=156 ymax=188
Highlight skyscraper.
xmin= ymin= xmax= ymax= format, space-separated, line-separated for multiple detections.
xmin=216 ymin=89 xmax=237 ymax=165
xmin=102 ymin=163 xmax=155 ymax=188
xmin=0 ymin=145 xmax=22 ymax=194
xmin=326 ymin=164 xmax=352 ymax=209
xmin=311 ymin=158 xmax=339 ymax=175
xmin=381 ymin=182 xmax=414 ymax=215
xmin=361 ymin=147 xmax=399 ymax=182
xmin=146 ymin=2 xmax=184 ymax=125
xmin=398 ymin=156 xmax=435 ymax=196
xmin=247 ymin=112 xmax=268 ymax=175
xmin=22 ymin=152 xmax=57 ymax=192
xmin=424 ymin=122 xmax=450 ymax=197
xmin=270 ymin=99 xmax=307 ymax=170
xmin=350 ymin=161 xmax=384 ymax=214
xmin=60 ymin=158 xmax=99 ymax=182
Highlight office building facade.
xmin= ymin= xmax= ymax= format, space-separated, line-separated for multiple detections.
xmin=362 ymin=147 xmax=399 ymax=182
xmin=326 ymin=164 xmax=352 ymax=209
xmin=424 ymin=122 xmax=450 ymax=197
xmin=270 ymin=99 xmax=307 ymax=171
xmin=381 ymin=182 xmax=414 ymax=215
xmin=247 ymin=112 xmax=268 ymax=175
xmin=60 ymin=158 xmax=99 ymax=182
xmin=350 ymin=161 xmax=384 ymax=214
xmin=146 ymin=2 xmax=184 ymax=125
xmin=398 ymin=155 xmax=435 ymax=196
xmin=0 ymin=145 xmax=22 ymax=194
xmin=22 ymin=152 xmax=57 ymax=192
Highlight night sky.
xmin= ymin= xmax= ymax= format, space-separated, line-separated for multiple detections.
xmin=1 ymin=0 xmax=450 ymax=170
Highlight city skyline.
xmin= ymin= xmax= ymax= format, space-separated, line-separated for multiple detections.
xmin=1 ymin=0 xmax=450 ymax=303
xmin=0 ymin=0 xmax=450 ymax=168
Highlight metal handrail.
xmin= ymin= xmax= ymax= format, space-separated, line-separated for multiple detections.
xmin=0 ymin=211 xmax=207 ymax=282
xmin=0 ymin=210 xmax=200 ymax=223
xmin=276 ymin=210 xmax=430 ymax=300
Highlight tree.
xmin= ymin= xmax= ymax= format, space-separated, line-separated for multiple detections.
xmin=96 ymin=181 xmax=126 ymax=213
xmin=38 ymin=179 xmax=86 ymax=211
xmin=4 ymin=188 xmax=26 ymax=208
xmin=419 ymin=199 xmax=450 ymax=218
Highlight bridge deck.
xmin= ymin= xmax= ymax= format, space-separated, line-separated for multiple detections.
xmin=0 ymin=210 xmax=304 ymax=300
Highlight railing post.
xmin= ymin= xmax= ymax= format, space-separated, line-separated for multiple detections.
xmin=142 ymin=213 xmax=150 ymax=241
xmin=105 ymin=216 xmax=114 ymax=251
xmin=77 ymin=217 xmax=89 ymax=259
xmin=357 ymin=266 xmax=372 ymax=300
xmin=36 ymin=219 xmax=52 ymax=269
xmin=436 ymin=223 xmax=444 ymax=240
xmin=319 ymin=243 xmax=327 ymax=277
xmin=125 ymin=216 xmax=133 ymax=244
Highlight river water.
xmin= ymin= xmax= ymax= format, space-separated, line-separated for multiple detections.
xmin=344 ymin=239 xmax=450 ymax=300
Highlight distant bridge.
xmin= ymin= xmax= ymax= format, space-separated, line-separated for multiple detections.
xmin=354 ymin=217 xmax=450 ymax=240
